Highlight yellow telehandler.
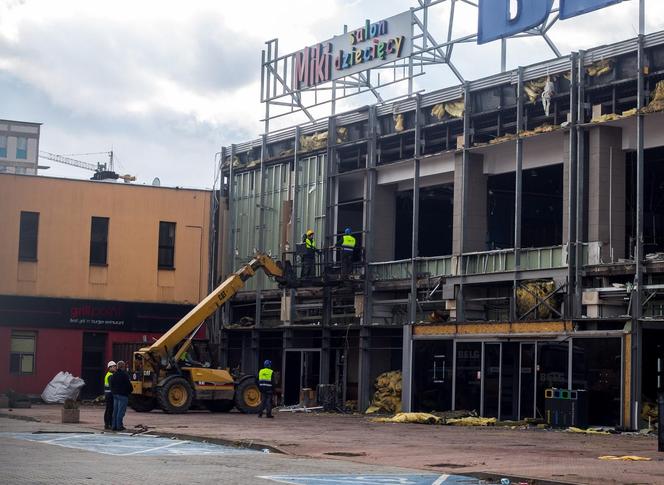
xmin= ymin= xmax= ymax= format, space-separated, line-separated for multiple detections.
xmin=129 ymin=254 xmax=292 ymax=414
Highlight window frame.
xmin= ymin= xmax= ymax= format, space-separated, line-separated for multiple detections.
xmin=16 ymin=136 xmax=28 ymax=160
xmin=0 ymin=135 xmax=7 ymax=158
xmin=89 ymin=216 xmax=110 ymax=266
xmin=18 ymin=211 xmax=39 ymax=261
xmin=158 ymin=221 xmax=176 ymax=269
xmin=9 ymin=330 xmax=36 ymax=375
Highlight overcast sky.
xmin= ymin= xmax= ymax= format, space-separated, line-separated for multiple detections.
xmin=1 ymin=0 xmax=661 ymax=188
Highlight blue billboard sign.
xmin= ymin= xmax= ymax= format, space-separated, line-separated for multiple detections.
xmin=478 ymin=0 xmax=624 ymax=44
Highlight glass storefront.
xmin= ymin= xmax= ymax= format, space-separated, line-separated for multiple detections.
xmin=412 ymin=336 xmax=623 ymax=426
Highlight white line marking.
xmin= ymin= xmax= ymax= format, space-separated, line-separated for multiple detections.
xmin=432 ymin=475 xmax=450 ymax=485
xmin=121 ymin=440 xmax=187 ymax=455
xmin=44 ymin=434 xmax=89 ymax=443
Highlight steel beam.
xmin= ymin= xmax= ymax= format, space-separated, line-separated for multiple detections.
xmin=575 ymin=51 xmax=586 ymax=323
xmin=457 ymin=82 xmax=471 ymax=322
xmin=513 ymin=67 xmax=524 ymax=321
xmin=567 ymin=54 xmax=578 ymax=319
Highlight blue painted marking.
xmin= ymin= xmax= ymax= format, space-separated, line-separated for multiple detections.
xmin=4 ymin=432 xmax=256 ymax=456
xmin=260 ymin=474 xmax=481 ymax=485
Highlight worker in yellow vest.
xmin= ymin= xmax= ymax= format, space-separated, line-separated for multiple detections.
xmin=104 ymin=361 xmax=117 ymax=430
xmin=301 ymin=229 xmax=317 ymax=279
xmin=340 ymin=228 xmax=356 ymax=277
xmin=257 ymin=360 xmax=275 ymax=418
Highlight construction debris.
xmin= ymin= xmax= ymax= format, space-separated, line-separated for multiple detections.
xmin=524 ymin=77 xmax=549 ymax=103
xmin=446 ymin=416 xmax=496 ymax=426
xmin=300 ymin=132 xmax=329 ymax=152
xmin=643 ymin=79 xmax=664 ymax=114
xmin=431 ymin=98 xmax=464 ymax=121
xmin=393 ymin=113 xmax=405 ymax=132
xmin=586 ymin=59 xmax=614 ymax=77
xmin=566 ymin=426 xmax=611 ymax=435
xmin=371 ymin=412 xmax=442 ymax=425
xmin=516 ymin=280 xmax=559 ymax=319
xmin=598 ymin=455 xmax=652 ymax=461
xmin=365 ymin=370 xmax=402 ymax=414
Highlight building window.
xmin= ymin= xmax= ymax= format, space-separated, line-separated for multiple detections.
xmin=158 ymin=221 xmax=176 ymax=268
xmin=16 ymin=137 xmax=28 ymax=160
xmin=90 ymin=216 xmax=109 ymax=265
xmin=0 ymin=135 xmax=7 ymax=158
xmin=10 ymin=331 xmax=36 ymax=375
xmin=18 ymin=211 xmax=39 ymax=261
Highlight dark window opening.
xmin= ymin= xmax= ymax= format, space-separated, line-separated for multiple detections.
xmin=89 ymin=217 xmax=109 ymax=265
xmin=626 ymin=147 xmax=664 ymax=256
xmin=18 ymin=211 xmax=39 ymax=261
xmin=487 ymin=164 xmax=563 ymax=249
xmin=395 ymin=185 xmax=453 ymax=259
xmin=337 ymin=200 xmax=363 ymax=262
xmin=158 ymin=221 xmax=176 ymax=269
xmin=10 ymin=330 xmax=36 ymax=375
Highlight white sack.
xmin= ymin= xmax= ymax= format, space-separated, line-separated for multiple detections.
xmin=41 ymin=371 xmax=85 ymax=403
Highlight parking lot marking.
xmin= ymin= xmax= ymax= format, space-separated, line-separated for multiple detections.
xmin=4 ymin=432 xmax=257 ymax=457
xmin=260 ymin=474 xmax=479 ymax=485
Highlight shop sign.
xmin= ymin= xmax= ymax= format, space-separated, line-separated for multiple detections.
xmin=292 ymin=11 xmax=413 ymax=90
xmin=478 ymin=0 xmax=623 ymax=44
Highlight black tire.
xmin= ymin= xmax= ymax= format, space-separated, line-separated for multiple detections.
xmin=204 ymin=399 xmax=235 ymax=413
xmin=129 ymin=395 xmax=156 ymax=413
xmin=234 ymin=378 xmax=263 ymax=414
xmin=157 ymin=376 xmax=193 ymax=414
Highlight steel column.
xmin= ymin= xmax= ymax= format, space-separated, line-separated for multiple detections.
xmin=410 ymin=94 xmax=422 ymax=326
xmin=289 ymin=127 xmax=301 ymax=325
xmin=457 ymin=82 xmax=471 ymax=322
xmin=363 ymin=106 xmax=378 ymax=326
xmin=358 ymin=326 xmax=371 ymax=411
xmin=575 ymin=51 xmax=586 ymax=320
xmin=513 ymin=67 xmax=524 ymax=321
xmin=255 ymin=135 xmax=267 ymax=327
xmin=567 ymin=54 xmax=579 ymax=319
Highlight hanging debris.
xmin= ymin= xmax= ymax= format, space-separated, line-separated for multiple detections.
xmin=431 ymin=98 xmax=464 ymax=121
xmin=365 ymin=370 xmax=402 ymax=414
xmin=643 ymin=79 xmax=664 ymax=114
xmin=393 ymin=113 xmax=405 ymax=132
xmin=516 ymin=280 xmax=559 ymax=319
xmin=524 ymin=77 xmax=549 ymax=103
xmin=542 ymin=77 xmax=555 ymax=116
xmin=586 ymin=59 xmax=614 ymax=77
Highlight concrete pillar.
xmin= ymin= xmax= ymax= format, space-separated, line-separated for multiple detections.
xmin=588 ymin=126 xmax=626 ymax=262
xmin=453 ymin=152 xmax=486 ymax=254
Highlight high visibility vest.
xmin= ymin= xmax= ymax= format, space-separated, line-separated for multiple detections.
xmin=104 ymin=371 xmax=113 ymax=392
xmin=258 ymin=367 xmax=273 ymax=387
xmin=305 ymin=237 xmax=316 ymax=250
xmin=342 ymin=234 xmax=356 ymax=251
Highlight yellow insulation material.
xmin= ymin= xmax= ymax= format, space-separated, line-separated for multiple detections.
xmin=516 ymin=280 xmax=558 ymax=319
xmin=644 ymin=80 xmax=664 ymax=114
xmin=431 ymin=99 xmax=464 ymax=121
xmin=524 ymin=78 xmax=548 ymax=103
xmin=446 ymin=416 xmax=496 ymax=426
xmin=598 ymin=455 xmax=651 ymax=461
xmin=586 ymin=59 xmax=614 ymax=77
xmin=365 ymin=370 xmax=402 ymax=414
xmin=371 ymin=412 xmax=442 ymax=425
xmin=567 ymin=427 xmax=611 ymax=435
xmin=394 ymin=113 xmax=405 ymax=132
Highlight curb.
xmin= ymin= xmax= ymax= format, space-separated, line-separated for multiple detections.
xmin=143 ymin=430 xmax=286 ymax=454
xmin=0 ymin=411 xmax=41 ymax=423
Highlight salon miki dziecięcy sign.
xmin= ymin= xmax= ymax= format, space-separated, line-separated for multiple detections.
xmin=290 ymin=0 xmax=623 ymax=90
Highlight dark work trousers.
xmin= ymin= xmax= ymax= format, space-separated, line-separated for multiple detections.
xmin=258 ymin=385 xmax=273 ymax=417
xmin=104 ymin=392 xmax=114 ymax=428
xmin=301 ymin=256 xmax=314 ymax=279
xmin=341 ymin=250 xmax=353 ymax=276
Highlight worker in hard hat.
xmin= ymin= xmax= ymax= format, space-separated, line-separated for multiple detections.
xmin=257 ymin=359 xmax=275 ymax=418
xmin=104 ymin=361 xmax=117 ymax=430
xmin=301 ymin=229 xmax=317 ymax=279
xmin=340 ymin=228 xmax=356 ymax=277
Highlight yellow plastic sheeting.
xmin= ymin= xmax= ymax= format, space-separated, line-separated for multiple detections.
xmin=365 ymin=370 xmax=402 ymax=414
xmin=644 ymin=80 xmax=664 ymax=114
xmin=567 ymin=427 xmax=611 ymax=435
xmin=431 ymin=100 xmax=464 ymax=121
xmin=586 ymin=60 xmax=614 ymax=77
xmin=371 ymin=412 xmax=442 ymax=425
xmin=446 ymin=416 xmax=496 ymax=426
xmin=598 ymin=455 xmax=651 ymax=461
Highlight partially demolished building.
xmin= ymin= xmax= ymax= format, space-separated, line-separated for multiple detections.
xmin=216 ymin=30 xmax=664 ymax=428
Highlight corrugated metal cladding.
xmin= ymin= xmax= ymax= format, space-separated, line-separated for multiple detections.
xmin=231 ymin=155 xmax=326 ymax=291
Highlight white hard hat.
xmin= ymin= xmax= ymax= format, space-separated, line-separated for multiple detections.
xmin=107 ymin=361 xmax=117 ymax=368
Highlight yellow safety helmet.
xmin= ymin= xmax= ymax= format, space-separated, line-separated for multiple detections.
xmin=306 ymin=229 xmax=314 ymax=236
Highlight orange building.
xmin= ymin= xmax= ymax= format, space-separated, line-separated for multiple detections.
xmin=0 ymin=173 xmax=213 ymax=398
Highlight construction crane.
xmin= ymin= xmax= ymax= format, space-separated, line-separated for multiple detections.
xmin=38 ymin=150 xmax=136 ymax=182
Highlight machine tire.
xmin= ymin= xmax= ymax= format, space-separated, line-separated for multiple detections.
xmin=204 ymin=399 xmax=235 ymax=413
xmin=157 ymin=376 xmax=194 ymax=414
xmin=234 ymin=378 xmax=262 ymax=414
xmin=129 ymin=395 xmax=156 ymax=413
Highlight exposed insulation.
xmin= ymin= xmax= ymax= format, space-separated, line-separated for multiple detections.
xmin=643 ymin=80 xmax=664 ymax=114
xmin=371 ymin=412 xmax=442 ymax=424
xmin=524 ymin=78 xmax=549 ymax=103
xmin=393 ymin=113 xmax=405 ymax=132
xmin=516 ymin=280 xmax=559 ymax=319
xmin=431 ymin=99 xmax=464 ymax=121
xmin=446 ymin=416 xmax=496 ymax=426
xmin=586 ymin=59 xmax=614 ymax=77
xmin=300 ymin=132 xmax=329 ymax=152
xmin=365 ymin=370 xmax=402 ymax=414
